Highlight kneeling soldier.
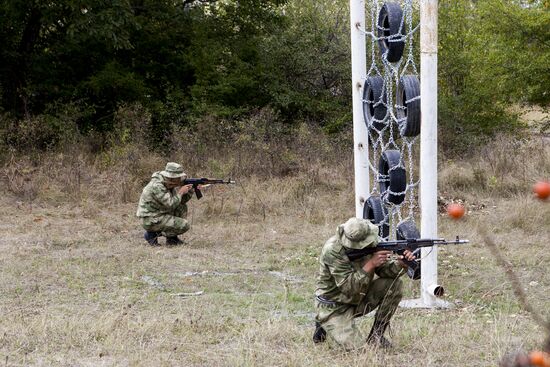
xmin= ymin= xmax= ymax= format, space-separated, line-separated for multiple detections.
xmin=136 ymin=162 xmax=198 ymax=246
xmin=313 ymin=217 xmax=415 ymax=350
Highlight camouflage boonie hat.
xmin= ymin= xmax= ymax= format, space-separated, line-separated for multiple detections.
xmin=160 ymin=162 xmax=187 ymax=179
xmin=338 ymin=217 xmax=379 ymax=250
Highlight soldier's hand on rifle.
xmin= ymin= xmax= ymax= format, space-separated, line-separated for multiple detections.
xmin=363 ymin=250 xmax=393 ymax=274
xmin=178 ymin=184 xmax=194 ymax=196
xmin=397 ymin=249 xmax=416 ymax=268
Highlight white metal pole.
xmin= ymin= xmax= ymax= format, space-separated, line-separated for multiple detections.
xmin=420 ymin=0 xmax=439 ymax=306
xmin=350 ymin=0 xmax=369 ymax=218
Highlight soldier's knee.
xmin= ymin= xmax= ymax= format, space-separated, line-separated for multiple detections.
xmin=392 ymin=277 xmax=404 ymax=290
xmin=392 ymin=277 xmax=404 ymax=297
xmin=378 ymin=276 xmax=402 ymax=288
xmin=174 ymin=219 xmax=190 ymax=234
xmin=377 ymin=277 xmax=404 ymax=299
xmin=180 ymin=223 xmax=190 ymax=234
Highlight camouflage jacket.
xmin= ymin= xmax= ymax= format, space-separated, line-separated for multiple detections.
xmin=315 ymin=234 xmax=405 ymax=304
xmin=136 ymin=172 xmax=193 ymax=218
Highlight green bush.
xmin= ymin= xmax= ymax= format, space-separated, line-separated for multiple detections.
xmin=0 ymin=105 xmax=81 ymax=152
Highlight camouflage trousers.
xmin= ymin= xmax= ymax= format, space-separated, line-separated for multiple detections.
xmin=315 ymin=277 xmax=404 ymax=350
xmin=140 ymin=205 xmax=190 ymax=237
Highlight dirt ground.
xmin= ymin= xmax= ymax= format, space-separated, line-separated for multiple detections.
xmin=1 ymin=179 xmax=549 ymax=367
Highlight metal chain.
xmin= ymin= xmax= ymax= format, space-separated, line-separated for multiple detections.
xmin=364 ymin=0 xmax=419 ymax=240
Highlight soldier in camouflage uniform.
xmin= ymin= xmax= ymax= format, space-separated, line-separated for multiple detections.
xmin=313 ymin=217 xmax=416 ymax=350
xmin=136 ymin=162 xmax=198 ymax=246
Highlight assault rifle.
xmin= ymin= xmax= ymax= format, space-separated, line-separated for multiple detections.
xmin=182 ymin=178 xmax=236 ymax=199
xmin=345 ymin=237 xmax=469 ymax=279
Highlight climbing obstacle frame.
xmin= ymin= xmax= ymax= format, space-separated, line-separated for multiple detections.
xmin=350 ymin=0 xmax=449 ymax=308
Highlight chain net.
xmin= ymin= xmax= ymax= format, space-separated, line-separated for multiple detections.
xmin=361 ymin=0 xmax=420 ymax=240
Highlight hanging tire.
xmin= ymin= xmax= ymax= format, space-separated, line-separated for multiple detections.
xmin=396 ymin=220 xmax=421 ymax=280
xmin=377 ymin=2 xmax=405 ymax=63
xmin=363 ymin=76 xmax=387 ymax=132
xmin=378 ymin=150 xmax=406 ymax=205
xmin=396 ymin=220 xmax=420 ymax=240
xmin=363 ymin=196 xmax=389 ymax=238
xmin=396 ymin=75 xmax=421 ymax=137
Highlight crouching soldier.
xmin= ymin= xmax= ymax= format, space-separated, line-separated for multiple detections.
xmin=136 ymin=162 xmax=198 ymax=246
xmin=313 ymin=217 xmax=415 ymax=350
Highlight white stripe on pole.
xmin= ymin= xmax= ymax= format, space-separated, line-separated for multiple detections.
xmin=350 ymin=0 xmax=369 ymax=218
xmin=420 ymin=0 xmax=439 ymax=306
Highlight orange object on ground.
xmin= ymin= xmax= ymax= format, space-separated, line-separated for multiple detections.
xmin=529 ymin=351 xmax=550 ymax=367
xmin=446 ymin=203 xmax=465 ymax=219
xmin=533 ymin=181 xmax=550 ymax=200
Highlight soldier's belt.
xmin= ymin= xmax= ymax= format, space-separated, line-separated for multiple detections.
xmin=315 ymin=295 xmax=339 ymax=307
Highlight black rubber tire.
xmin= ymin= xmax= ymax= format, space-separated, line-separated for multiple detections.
xmin=377 ymin=3 xmax=405 ymax=63
xmin=363 ymin=196 xmax=389 ymax=238
xmin=396 ymin=75 xmax=421 ymax=137
xmin=396 ymin=220 xmax=421 ymax=280
xmin=378 ymin=150 xmax=406 ymax=205
xmin=362 ymin=76 xmax=387 ymax=132
xmin=396 ymin=220 xmax=420 ymax=240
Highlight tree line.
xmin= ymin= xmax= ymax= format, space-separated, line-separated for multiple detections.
xmin=0 ymin=0 xmax=548 ymax=152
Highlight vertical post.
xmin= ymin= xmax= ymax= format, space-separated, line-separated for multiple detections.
xmin=350 ymin=0 xmax=369 ymax=218
xmin=420 ymin=0 xmax=439 ymax=306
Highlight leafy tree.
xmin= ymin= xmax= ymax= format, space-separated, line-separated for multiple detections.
xmin=439 ymin=0 xmax=520 ymax=151
xmin=185 ymin=0 xmax=287 ymax=119
xmin=261 ymin=0 xmax=351 ymax=130
xmin=0 ymin=0 xmax=138 ymax=119
xmin=476 ymin=0 xmax=550 ymax=105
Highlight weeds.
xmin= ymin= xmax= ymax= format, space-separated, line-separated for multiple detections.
xmin=440 ymin=134 xmax=550 ymax=199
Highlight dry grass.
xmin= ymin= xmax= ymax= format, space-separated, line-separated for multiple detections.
xmin=1 ymin=132 xmax=550 ymax=366
xmin=440 ymin=134 xmax=550 ymax=201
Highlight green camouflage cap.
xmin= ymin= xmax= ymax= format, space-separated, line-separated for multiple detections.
xmin=160 ymin=162 xmax=187 ymax=179
xmin=338 ymin=217 xmax=379 ymax=250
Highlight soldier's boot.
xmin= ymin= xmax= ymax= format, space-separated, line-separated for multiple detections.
xmin=144 ymin=231 xmax=160 ymax=246
xmin=166 ymin=236 xmax=184 ymax=246
xmin=366 ymin=320 xmax=392 ymax=349
xmin=312 ymin=322 xmax=327 ymax=344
